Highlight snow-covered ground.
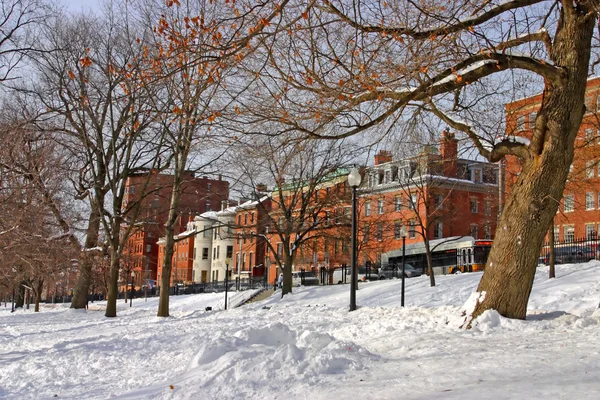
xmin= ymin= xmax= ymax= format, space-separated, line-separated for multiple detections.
xmin=2 ymin=262 xmax=600 ymax=399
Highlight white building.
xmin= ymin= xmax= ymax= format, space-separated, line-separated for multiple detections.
xmin=191 ymin=212 xmax=218 ymax=283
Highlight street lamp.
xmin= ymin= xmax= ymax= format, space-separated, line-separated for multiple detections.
xmin=224 ymin=258 xmax=231 ymax=310
xmin=347 ymin=167 xmax=361 ymax=312
xmin=130 ymin=271 xmax=135 ymax=307
xmin=400 ymin=225 xmax=408 ymax=307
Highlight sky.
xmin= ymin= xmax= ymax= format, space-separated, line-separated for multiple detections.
xmin=2 ymin=262 xmax=600 ymax=399
xmin=60 ymin=0 xmax=101 ymax=12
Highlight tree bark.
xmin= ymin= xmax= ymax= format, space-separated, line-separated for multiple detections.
xmin=157 ymin=176 xmax=184 ymax=318
xmin=34 ymin=280 xmax=43 ymax=312
xmin=71 ymin=193 xmax=103 ymax=309
xmin=105 ymin=234 xmax=122 ymax=317
xmin=471 ymin=7 xmax=595 ymax=321
xmin=549 ymin=219 xmax=556 ymax=279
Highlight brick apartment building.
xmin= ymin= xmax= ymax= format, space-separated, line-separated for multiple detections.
xmin=262 ymin=130 xmax=500 ymax=282
xmin=359 ymin=130 xmax=500 ymax=267
xmin=505 ymin=77 xmax=600 ymax=242
xmin=123 ymin=170 xmax=229 ymax=287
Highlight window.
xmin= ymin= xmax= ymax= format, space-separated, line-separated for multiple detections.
xmin=365 ymin=202 xmax=371 ymax=216
xmin=470 ymin=198 xmax=478 ymax=213
xmin=206 ymin=201 xmax=211 ymax=211
xmin=564 ymin=194 xmax=575 ymax=213
xmin=226 ymin=245 xmax=233 ymax=259
xmin=409 ymin=219 xmax=416 ymax=239
xmin=433 ymin=194 xmax=444 ymax=210
xmin=528 ymin=112 xmax=537 ymax=129
xmin=484 ymin=199 xmax=492 ymax=216
xmin=193 ymin=248 xmax=196 ymax=259
xmin=553 ymin=226 xmax=560 ymax=242
xmin=384 ymin=170 xmax=391 ymax=183
xmin=587 ymin=161 xmax=595 ymax=178
xmin=363 ymin=223 xmax=370 ymax=242
xmin=202 ymin=248 xmax=209 ymax=260
xmin=472 ymin=168 xmax=482 ymax=183
xmin=434 ymin=221 xmax=443 ymax=239
xmin=203 ymin=226 xmax=210 ymax=238
xmin=564 ymin=225 xmax=575 ymax=242
xmin=378 ymin=199 xmax=384 ymax=214
xmin=249 ymin=252 xmax=253 ymax=268
xmin=325 ymin=211 xmax=330 ymax=226
xmin=244 ymin=214 xmax=248 ymax=225
xmin=483 ymin=224 xmax=491 ymax=240
xmin=395 ymin=197 xmax=402 ymax=212
xmin=516 ymin=115 xmax=525 ymax=131
xmin=470 ymin=224 xmax=479 ymax=240
xmin=394 ymin=221 xmax=402 ymax=240
xmin=586 ymin=224 xmax=596 ymax=239
xmin=216 ymin=246 xmax=220 ymax=259
xmin=277 ymin=242 xmax=283 ymax=258
xmin=586 ymin=192 xmax=595 ymax=210
xmin=251 ymin=213 xmax=254 ymax=223
xmin=410 ymin=194 xmax=417 ymax=210
xmin=213 ymin=248 xmax=216 ymax=260
xmin=377 ymin=223 xmax=383 ymax=241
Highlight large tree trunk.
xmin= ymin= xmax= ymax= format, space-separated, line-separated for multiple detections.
xmin=549 ymin=219 xmax=556 ymax=279
xmin=281 ymin=251 xmax=294 ymax=297
xmin=157 ymin=177 xmax=184 ymax=317
xmin=34 ymin=280 xmax=43 ymax=312
xmin=72 ymin=197 xmax=103 ymax=309
xmin=471 ymin=8 xmax=595 ymax=321
xmin=424 ymin=240 xmax=436 ymax=287
xmin=105 ymin=237 xmax=121 ymax=317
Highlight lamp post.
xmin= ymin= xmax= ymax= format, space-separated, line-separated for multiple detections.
xmin=347 ymin=167 xmax=361 ymax=312
xmin=130 ymin=271 xmax=135 ymax=307
xmin=224 ymin=258 xmax=231 ymax=310
xmin=400 ymin=226 xmax=407 ymax=307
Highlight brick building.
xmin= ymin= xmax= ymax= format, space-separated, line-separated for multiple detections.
xmin=505 ymin=77 xmax=600 ymax=241
xmin=359 ymin=131 xmax=500 ymax=267
xmin=123 ymin=170 xmax=229 ymax=286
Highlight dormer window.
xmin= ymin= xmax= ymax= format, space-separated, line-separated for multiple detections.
xmin=384 ymin=170 xmax=391 ymax=184
xmin=472 ymin=168 xmax=482 ymax=183
xmin=378 ymin=171 xmax=384 ymax=185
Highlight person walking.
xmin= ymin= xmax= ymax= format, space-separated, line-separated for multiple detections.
xmin=278 ymin=273 xmax=283 ymax=289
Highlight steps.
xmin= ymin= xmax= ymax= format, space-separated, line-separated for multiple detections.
xmin=238 ymin=288 xmax=275 ymax=306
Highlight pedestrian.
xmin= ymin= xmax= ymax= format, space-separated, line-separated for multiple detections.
xmin=278 ymin=273 xmax=283 ymax=289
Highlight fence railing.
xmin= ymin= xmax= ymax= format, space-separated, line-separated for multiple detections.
xmin=539 ymin=236 xmax=600 ymax=265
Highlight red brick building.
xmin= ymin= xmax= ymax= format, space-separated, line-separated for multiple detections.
xmin=360 ymin=131 xmax=500 ymax=268
xmin=505 ymin=77 xmax=600 ymax=241
xmin=234 ymin=195 xmax=272 ymax=279
xmin=123 ymin=170 xmax=229 ymax=285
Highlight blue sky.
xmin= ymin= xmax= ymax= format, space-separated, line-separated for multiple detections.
xmin=61 ymin=0 xmax=101 ymax=12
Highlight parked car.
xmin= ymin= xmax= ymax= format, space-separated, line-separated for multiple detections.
xmin=378 ymin=264 xmax=421 ymax=279
xmin=540 ymin=245 xmax=596 ymax=265
xmin=292 ymin=271 xmax=320 ymax=286
xmin=357 ymin=266 xmax=379 ymax=281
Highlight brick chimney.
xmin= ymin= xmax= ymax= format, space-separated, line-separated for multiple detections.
xmin=440 ymin=128 xmax=458 ymax=178
xmin=374 ymin=150 xmax=392 ymax=165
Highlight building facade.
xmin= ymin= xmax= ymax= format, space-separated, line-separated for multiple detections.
xmin=505 ymin=77 xmax=600 ymax=241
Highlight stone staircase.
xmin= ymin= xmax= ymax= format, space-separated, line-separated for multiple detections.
xmin=238 ymin=288 xmax=275 ymax=306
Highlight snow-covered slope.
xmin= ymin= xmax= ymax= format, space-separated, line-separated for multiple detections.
xmin=2 ymin=262 xmax=600 ymax=399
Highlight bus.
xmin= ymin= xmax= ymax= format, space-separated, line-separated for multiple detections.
xmin=381 ymin=236 xmax=493 ymax=276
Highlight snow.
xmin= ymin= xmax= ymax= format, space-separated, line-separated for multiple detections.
xmin=3 ymin=262 xmax=600 ymax=399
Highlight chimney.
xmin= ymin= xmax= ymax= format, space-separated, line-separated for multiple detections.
xmin=374 ymin=150 xmax=392 ymax=165
xmin=221 ymin=200 xmax=229 ymax=211
xmin=440 ymin=128 xmax=458 ymax=178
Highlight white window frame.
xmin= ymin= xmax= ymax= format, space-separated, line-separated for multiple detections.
xmin=564 ymin=194 xmax=575 ymax=213
xmin=586 ymin=192 xmax=595 ymax=210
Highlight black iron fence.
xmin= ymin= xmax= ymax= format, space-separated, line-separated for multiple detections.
xmin=540 ymin=236 xmax=600 ymax=265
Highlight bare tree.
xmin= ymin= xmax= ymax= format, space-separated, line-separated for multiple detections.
xmin=253 ymin=1 xmax=599 ymax=320
xmin=231 ymin=135 xmax=358 ymax=296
